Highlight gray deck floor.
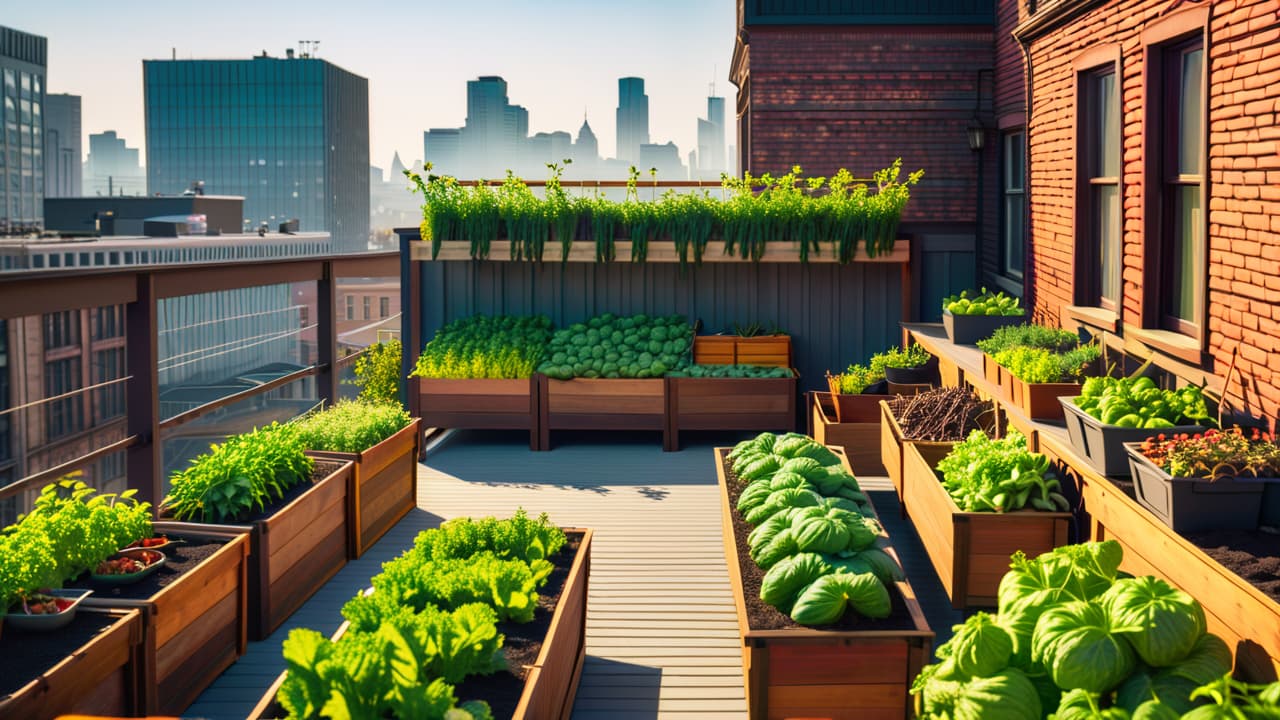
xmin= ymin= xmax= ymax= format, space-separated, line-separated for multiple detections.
xmin=186 ymin=429 xmax=963 ymax=720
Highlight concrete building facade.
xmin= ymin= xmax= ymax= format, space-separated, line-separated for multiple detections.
xmin=43 ymin=93 xmax=81 ymax=198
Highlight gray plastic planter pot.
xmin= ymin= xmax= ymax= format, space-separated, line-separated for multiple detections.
xmin=942 ymin=309 xmax=1026 ymax=345
xmin=1059 ymin=397 xmax=1205 ymax=477
xmin=1124 ymin=443 xmax=1271 ymax=532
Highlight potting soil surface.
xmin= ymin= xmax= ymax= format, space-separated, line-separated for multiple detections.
xmin=1105 ymin=476 xmax=1280 ymax=603
xmin=69 ymin=537 xmax=226 ymax=600
xmin=723 ymin=457 xmax=919 ymax=632
xmin=453 ymin=532 xmax=581 ymax=719
xmin=241 ymin=460 xmax=346 ymax=523
xmin=0 ymin=610 xmax=122 ymax=696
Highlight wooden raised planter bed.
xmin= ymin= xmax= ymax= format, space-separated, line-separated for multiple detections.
xmin=78 ymin=523 xmax=250 ymax=715
xmin=538 ymin=374 xmax=668 ymax=450
xmin=412 ymin=376 xmax=539 ymax=450
xmin=0 ymin=607 xmax=143 ymax=720
xmin=693 ymin=335 xmax=737 ymax=365
xmin=1038 ymin=430 xmax=1280 ymax=682
xmin=667 ymin=372 xmax=797 ymax=450
xmin=736 ymin=335 xmax=793 ymax=368
xmin=902 ymin=442 xmax=1072 ymax=608
xmin=248 ymin=528 xmax=593 ymax=720
xmin=307 ymin=418 xmax=421 ymax=558
xmin=170 ymin=459 xmax=353 ymax=641
xmin=880 ymin=400 xmax=960 ymax=517
xmin=715 ymin=447 xmax=933 ymax=720
xmin=809 ymin=392 xmax=886 ymax=477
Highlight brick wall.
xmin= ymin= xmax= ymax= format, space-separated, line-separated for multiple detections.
xmin=741 ymin=26 xmax=997 ymax=225
xmin=1024 ymin=0 xmax=1280 ymax=420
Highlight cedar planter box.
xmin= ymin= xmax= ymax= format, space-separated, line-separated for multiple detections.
xmin=248 ymin=529 xmax=593 ymax=720
xmin=170 ymin=460 xmax=353 ymax=641
xmin=736 ymin=335 xmax=792 ymax=368
xmin=1009 ymin=375 xmax=1081 ymax=421
xmin=1124 ymin=443 xmax=1270 ymax=533
xmin=693 ymin=335 xmax=737 ymax=365
xmin=879 ymin=400 xmax=961 ymax=517
xmin=0 ymin=607 xmax=143 ymax=720
xmin=715 ymin=447 xmax=933 ymax=720
xmin=78 ymin=523 xmax=251 ymax=716
xmin=1060 ymin=397 xmax=1204 ymax=476
xmin=942 ymin=309 xmax=1025 ymax=345
xmin=830 ymin=390 xmax=895 ymax=424
xmin=810 ymin=392 xmax=885 ymax=477
xmin=902 ymin=443 xmax=1072 ymax=608
xmin=307 ymin=418 xmax=421 ymax=558
xmin=412 ymin=376 xmax=539 ymax=450
xmin=1063 ymin=450 xmax=1280 ymax=683
xmin=538 ymin=375 xmax=668 ymax=450
xmin=667 ymin=372 xmax=797 ymax=450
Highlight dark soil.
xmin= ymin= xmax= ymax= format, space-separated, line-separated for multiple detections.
xmin=1103 ymin=475 xmax=1280 ymax=603
xmin=722 ymin=456 xmax=919 ymax=632
xmin=0 ymin=610 xmax=122 ymax=696
xmin=66 ymin=536 xmax=227 ymax=600
xmin=453 ymin=533 xmax=581 ymax=719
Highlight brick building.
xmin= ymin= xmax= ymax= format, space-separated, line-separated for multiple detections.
xmin=735 ymin=0 xmax=1280 ymax=421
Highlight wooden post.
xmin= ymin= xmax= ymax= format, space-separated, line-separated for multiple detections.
xmin=316 ymin=260 xmax=338 ymax=407
xmin=125 ymin=273 xmax=161 ymax=508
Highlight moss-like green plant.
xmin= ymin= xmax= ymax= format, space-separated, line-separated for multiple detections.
xmin=295 ymin=399 xmax=411 ymax=454
xmin=411 ymin=315 xmax=552 ymax=380
xmin=353 ymin=339 xmax=403 ymax=406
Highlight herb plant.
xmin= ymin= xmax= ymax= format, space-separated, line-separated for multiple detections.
xmin=827 ymin=363 xmax=883 ymax=395
xmin=411 ymin=315 xmax=552 ymax=380
xmin=871 ymin=344 xmax=932 ymax=372
xmin=976 ymin=324 xmax=1081 ymax=356
xmin=295 ymin=399 xmax=412 ymax=454
xmin=352 ymin=339 xmax=403 ymax=406
xmin=994 ymin=344 xmax=1102 ymax=384
xmin=163 ymin=422 xmax=315 ymax=523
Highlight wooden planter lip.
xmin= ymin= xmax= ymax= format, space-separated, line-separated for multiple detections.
xmin=246 ymin=527 xmax=593 ymax=720
xmin=714 ymin=445 xmax=933 ymax=641
xmin=0 ymin=606 xmax=143 ymax=716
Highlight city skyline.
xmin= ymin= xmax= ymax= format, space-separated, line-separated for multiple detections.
xmin=5 ymin=1 xmax=736 ymax=173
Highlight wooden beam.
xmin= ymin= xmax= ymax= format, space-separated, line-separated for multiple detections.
xmin=153 ymin=260 xmax=324 ymax=299
xmin=0 ymin=273 xmax=136 ymax=319
xmin=126 ymin=274 xmax=162 ymax=508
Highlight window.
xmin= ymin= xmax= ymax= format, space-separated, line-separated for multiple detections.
xmin=1157 ymin=40 xmax=1205 ymax=336
xmin=345 ymin=295 xmax=354 ymax=321
xmin=379 ymin=297 xmax=390 ymax=319
xmin=1001 ymin=131 xmax=1026 ymax=279
xmin=363 ymin=296 xmax=371 ymax=321
xmin=92 ymin=305 xmax=124 ymax=340
xmin=1079 ymin=66 xmax=1121 ymax=309
xmin=43 ymin=310 xmax=81 ymax=349
xmin=45 ymin=357 xmax=83 ymax=440
xmin=92 ymin=348 xmax=126 ymax=422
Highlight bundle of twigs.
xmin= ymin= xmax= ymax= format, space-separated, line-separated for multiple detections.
xmin=888 ymin=387 xmax=994 ymax=441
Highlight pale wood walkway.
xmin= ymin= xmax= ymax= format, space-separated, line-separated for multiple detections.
xmin=186 ymin=429 xmax=962 ymax=720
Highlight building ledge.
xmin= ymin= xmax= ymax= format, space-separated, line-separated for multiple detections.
xmin=1062 ymin=304 xmax=1119 ymax=335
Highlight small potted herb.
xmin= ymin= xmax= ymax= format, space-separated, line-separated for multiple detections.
xmin=872 ymin=344 xmax=937 ymax=385
xmin=1125 ymin=427 xmax=1280 ymax=532
xmin=993 ymin=344 xmax=1101 ymax=420
xmin=975 ymin=323 xmax=1081 ymax=394
xmin=941 ymin=288 xmax=1025 ymax=344
xmin=825 ymin=363 xmax=890 ymax=423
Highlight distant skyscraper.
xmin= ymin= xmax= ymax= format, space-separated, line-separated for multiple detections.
xmin=143 ymin=52 xmax=370 ymax=252
xmin=0 ymin=26 xmax=47 ymax=234
xmin=462 ymin=76 xmax=528 ymax=177
xmin=696 ymin=96 xmax=727 ymax=179
xmin=44 ymin=94 xmax=81 ymax=198
xmin=526 ymin=131 xmax=572 ymax=171
xmin=639 ymin=142 xmax=684 ymax=181
xmin=616 ymin=77 xmax=650 ymax=164
xmin=574 ymin=116 xmax=598 ymax=162
xmin=424 ymin=128 xmax=462 ymax=176
xmin=84 ymin=131 xmax=146 ymax=197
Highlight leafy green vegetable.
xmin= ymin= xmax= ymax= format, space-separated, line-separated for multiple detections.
xmin=760 ymin=553 xmax=831 ymax=613
xmin=537 ymin=312 xmax=692 ymax=380
xmin=411 ymin=315 xmax=552 ymax=380
xmin=943 ymin=613 xmax=1015 ymax=679
xmin=163 ymin=422 xmax=314 ymax=523
xmin=944 ymin=288 xmax=1023 ymax=317
xmin=1102 ymin=577 xmax=1206 ymax=667
xmin=935 ymin=430 xmax=1069 ymax=513
xmin=295 ymin=399 xmax=411 ymax=454
xmin=666 ymin=364 xmax=792 ymax=378
xmin=996 ymin=345 xmax=1102 ymax=384
xmin=789 ymin=571 xmax=891 ymax=624
xmin=1074 ymin=376 xmax=1215 ymax=429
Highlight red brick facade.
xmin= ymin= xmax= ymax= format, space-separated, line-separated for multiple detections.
xmin=1016 ymin=0 xmax=1280 ymax=421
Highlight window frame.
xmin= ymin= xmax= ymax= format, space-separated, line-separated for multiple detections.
xmin=1071 ymin=44 xmax=1124 ymax=313
xmin=1156 ymin=39 xmax=1206 ymax=339
xmin=1000 ymin=129 xmax=1026 ymax=282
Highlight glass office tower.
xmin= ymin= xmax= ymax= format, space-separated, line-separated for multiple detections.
xmin=144 ymin=54 xmax=369 ymax=252
xmin=0 ymin=26 xmax=47 ymax=234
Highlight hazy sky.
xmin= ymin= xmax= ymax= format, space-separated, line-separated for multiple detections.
xmin=9 ymin=1 xmax=738 ymax=174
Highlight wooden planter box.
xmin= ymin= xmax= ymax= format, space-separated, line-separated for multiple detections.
xmin=0 ymin=607 xmax=143 ymax=720
xmin=80 ymin=523 xmax=250 ymax=716
xmin=180 ymin=460 xmax=353 ymax=641
xmin=693 ymin=335 xmax=737 ymax=365
xmin=810 ymin=392 xmax=886 ymax=477
xmin=981 ymin=353 xmax=1013 ymax=403
xmin=538 ymin=375 xmax=668 ymax=450
xmin=880 ymin=400 xmax=959 ymax=517
xmin=1009 ymin=375 xmax=1081 ymax=421
xmin=412 ymin=376 xmax=539 ymax=450
xmin=736 ymin=335 xmax=793 ymax=368
xmin=715 ymin=447 xmax=933 ymax=720
xmin=248 ymin=529 xmax=593 ymax=720
xmin=829 ymin=391 xmax=895 ymax=424
xmin=307 ymin=418 xmax=421 ymax=558
xmin=902 ymin=443 xmax=1072 ymax=608
xmin=667 ymin=373 xmax=797 ymax=450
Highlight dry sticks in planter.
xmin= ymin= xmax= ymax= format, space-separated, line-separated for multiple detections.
xmin=888 ymin=387 xmax=993 ymax=441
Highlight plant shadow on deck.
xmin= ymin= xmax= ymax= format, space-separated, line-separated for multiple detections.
xmin=425 ymin=429 xmax=758 ymax=494
xmin=571 ymin=657 xmax=665 ymax=720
